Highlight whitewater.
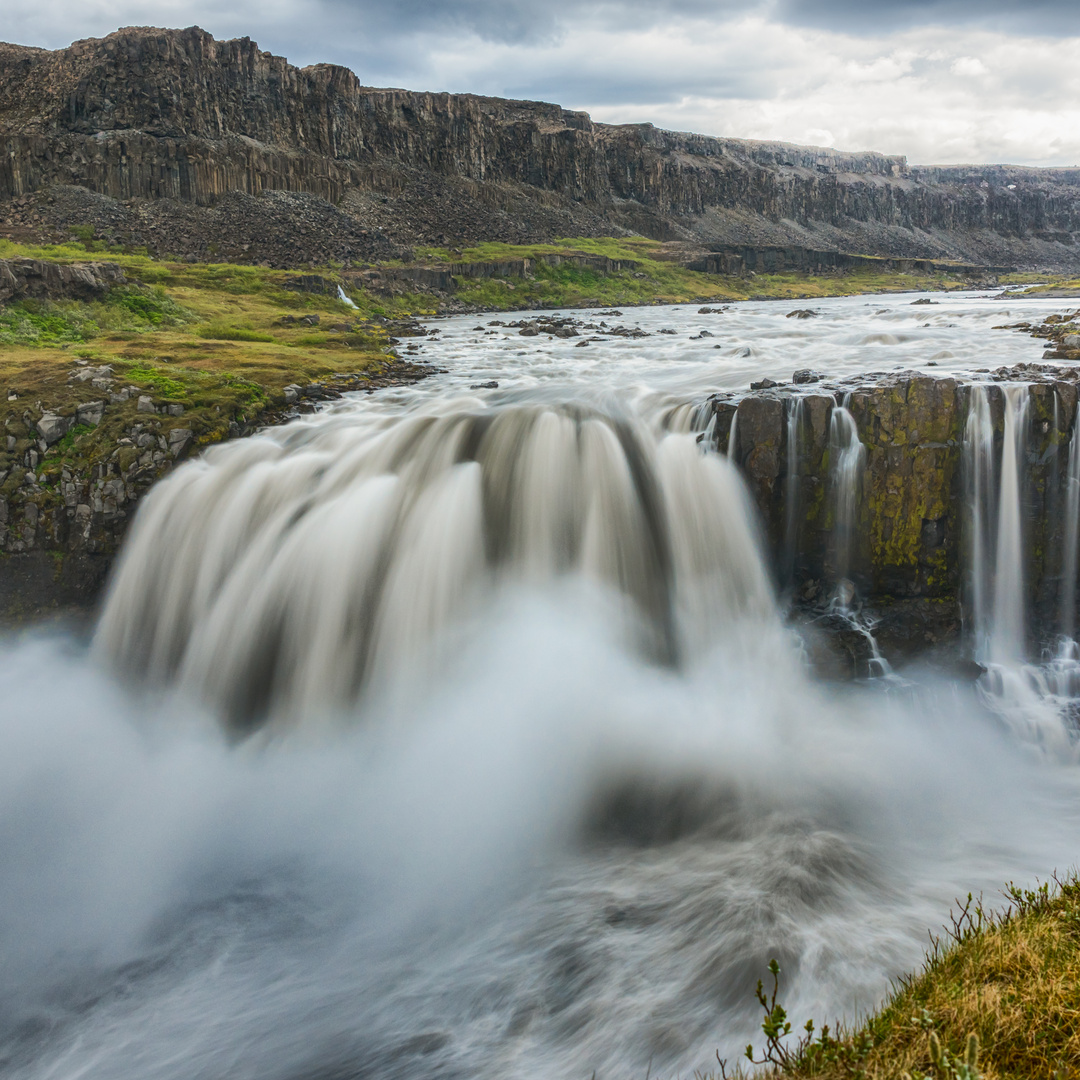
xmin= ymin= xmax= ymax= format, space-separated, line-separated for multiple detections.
xmin=2 ymin=290 xmax=1080 ymax=1079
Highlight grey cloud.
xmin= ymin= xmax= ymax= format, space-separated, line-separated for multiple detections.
xmin=502 ymin=69 xmax=773 ymax=109
xmin=774 ymin=0 xmax=1080 ymax=35
xmin=316 ymin=0 xmax=747 ymax=46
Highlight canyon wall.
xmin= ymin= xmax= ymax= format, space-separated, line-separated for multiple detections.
xmin=2 ymin=28 xmax=1080 ymax=267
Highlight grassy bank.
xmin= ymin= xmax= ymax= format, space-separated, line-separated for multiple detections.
xmin=733 ymin=874 xmax=1080 ymax=1080
xmin=413 ymin=237 xmax=996 ymax=309
xmin=0 ymin=240 xmax=430 ymax=505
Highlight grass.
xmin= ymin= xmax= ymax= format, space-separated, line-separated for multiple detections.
xmin=727 ymin=873 xmax=1080 ymax=1080
xmin=0 ymin=241 xmax=432 ymax=503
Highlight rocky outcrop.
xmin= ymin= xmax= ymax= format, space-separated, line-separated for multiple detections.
xmin=0 ymin=348 xmax=438 ymax=623
xmin=711 ymin=363 xmax=1080 ymax=666
xmin=686 ymin=246 xmax=1013 ymax=277
xmin=0 ymin=258 xmax=126 ymax=303
xmin=3 ymin=27 xmax=1080 ymax=268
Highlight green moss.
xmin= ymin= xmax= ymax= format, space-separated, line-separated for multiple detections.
xmin=122 ymin=363 xmax=188 ymax=399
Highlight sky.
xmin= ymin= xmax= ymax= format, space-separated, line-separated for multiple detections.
xmin=3 ymin=0 xmax=1080 ymax=167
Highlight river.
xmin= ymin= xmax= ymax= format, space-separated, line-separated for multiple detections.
xmin=2 ymin=290 xmax=1079 ymax=1079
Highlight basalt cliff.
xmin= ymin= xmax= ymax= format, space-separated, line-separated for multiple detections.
xmin=2 ymin=26 xmax=1080 ymax=269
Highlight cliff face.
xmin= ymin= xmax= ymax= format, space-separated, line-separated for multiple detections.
xmin=3 ymin=27 xmax=1080 ymax=267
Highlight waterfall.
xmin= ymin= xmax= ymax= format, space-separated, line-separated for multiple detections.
xmin=783 ymin=396 xmax=805 ymax=588
xmin=727 ymin=408 xmax=738 ymax=460
xmin=964 ymin=384 xmax=1030 ymax=665
xmin=965 ymin=385 xmax=997 ymax=658
xmin=94 ymin=403 xmax=774 ymax=732
xmin=828 ymin=397 xmax=865 ymax=592
xmin=1061 ymin=414 xmax=1080 ymax=642
xmin=991 ymin=386 xmax=1029 ymax=665
xmin=337 ymin=284 xmax=359 ymax=309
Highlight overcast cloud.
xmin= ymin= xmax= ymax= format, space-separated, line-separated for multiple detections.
xmin=2 ymin=0 xmax=1078 ymax=166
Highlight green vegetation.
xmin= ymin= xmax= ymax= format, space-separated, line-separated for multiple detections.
xmin=0 ymin=242 xmax=420 ymax=511
xmin=725 ymin=874 xmax=1080 ymax=1080
xmin=0 ymin=286 xmax=192 ymax=348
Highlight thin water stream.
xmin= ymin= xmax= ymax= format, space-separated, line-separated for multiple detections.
xmin=3 ymin=291 xmax=1080 ymax=1080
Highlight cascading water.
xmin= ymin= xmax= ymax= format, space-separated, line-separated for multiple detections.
xmin=95 ymin=403 xmax=772 ymax=730
xmin=827 ymin=397 xmax=865 ymax=592
xmin=964 ymin=384 xmax=1029 ymax=666
xmin=991 ymin=386 xmax=1030 ymax=665
xmin=783 ymin=396 xmax=804 ymax=589
xmin=961 ymin=384 xmax=1078 ymax=746
xmin=965 ymin=384 xmax=998 ymax=659
xmin=7 ymin=295 xmax=1080 ymax=1080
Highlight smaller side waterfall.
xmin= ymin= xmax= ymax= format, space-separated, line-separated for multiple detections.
xmin=967 ymin=384 xmax=1032 ymax=660
xmin=828 ymin=398 xmax=865 ymax=590
xmin=782 ymin=397 xmax=804 ymax=588
xmin=337 ymin=285 xmax=359 ymax=309
xmin=991 ymin=386 xmax=1030 ymax=665
xmin=965 ymin=385 xmax=998 ymax=658
xmin=726 ymin=409 xmax=738 ymax=460
xmin=964 ymin=383 xmax=1030 ymax=664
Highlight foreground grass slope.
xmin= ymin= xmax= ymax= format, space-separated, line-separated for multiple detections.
xmin=736 ymin=874 xmax=1080 ymax=1080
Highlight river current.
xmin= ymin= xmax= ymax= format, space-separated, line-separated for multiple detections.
xmin=3 ymin=290 xmax=1080 ymax=1079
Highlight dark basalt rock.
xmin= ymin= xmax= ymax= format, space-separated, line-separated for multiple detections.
xmin=3 ymin=27 xmax=1080 ymax=267
xmin=711 ymin=365 xmax=1080 ymax=666
xmin=0 ymin=257 xmax=125 ymax=303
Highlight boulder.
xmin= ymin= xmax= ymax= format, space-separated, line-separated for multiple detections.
xmin=36 ymin=412 xmax=71 ymax=445
xmin=75 ymin=401 xmax=105 ymax=427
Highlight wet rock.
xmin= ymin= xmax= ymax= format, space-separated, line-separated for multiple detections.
xmin=792 ymin=370 xmax=823 ymax=384
xmin=786 ymin=309 xmax=818 ymax=319
xmin=749 ymin=378 xmax=780 ymax=390
xmin=469 ymin=381 xmax=499 ymax=389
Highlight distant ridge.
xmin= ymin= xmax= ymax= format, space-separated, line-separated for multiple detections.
xmin=3 ymin=26 xmax=1080 ymax=269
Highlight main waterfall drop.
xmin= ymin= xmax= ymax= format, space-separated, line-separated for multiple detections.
xmin=94 ymin=402 xmax=773 ymax=731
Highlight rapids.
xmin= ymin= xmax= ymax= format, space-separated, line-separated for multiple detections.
xmin=3 ymin=291 xmax=1080 ymax=1079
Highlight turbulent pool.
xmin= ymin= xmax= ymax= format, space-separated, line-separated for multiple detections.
xmin=2 ymin=291 xmax=1079 ymax=1080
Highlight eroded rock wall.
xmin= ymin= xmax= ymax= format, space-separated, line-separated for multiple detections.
xmin=4 ymin=28 xmax=1080 ymax=265
xmin=712 ymin=369 xmax=1080 ymax=662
